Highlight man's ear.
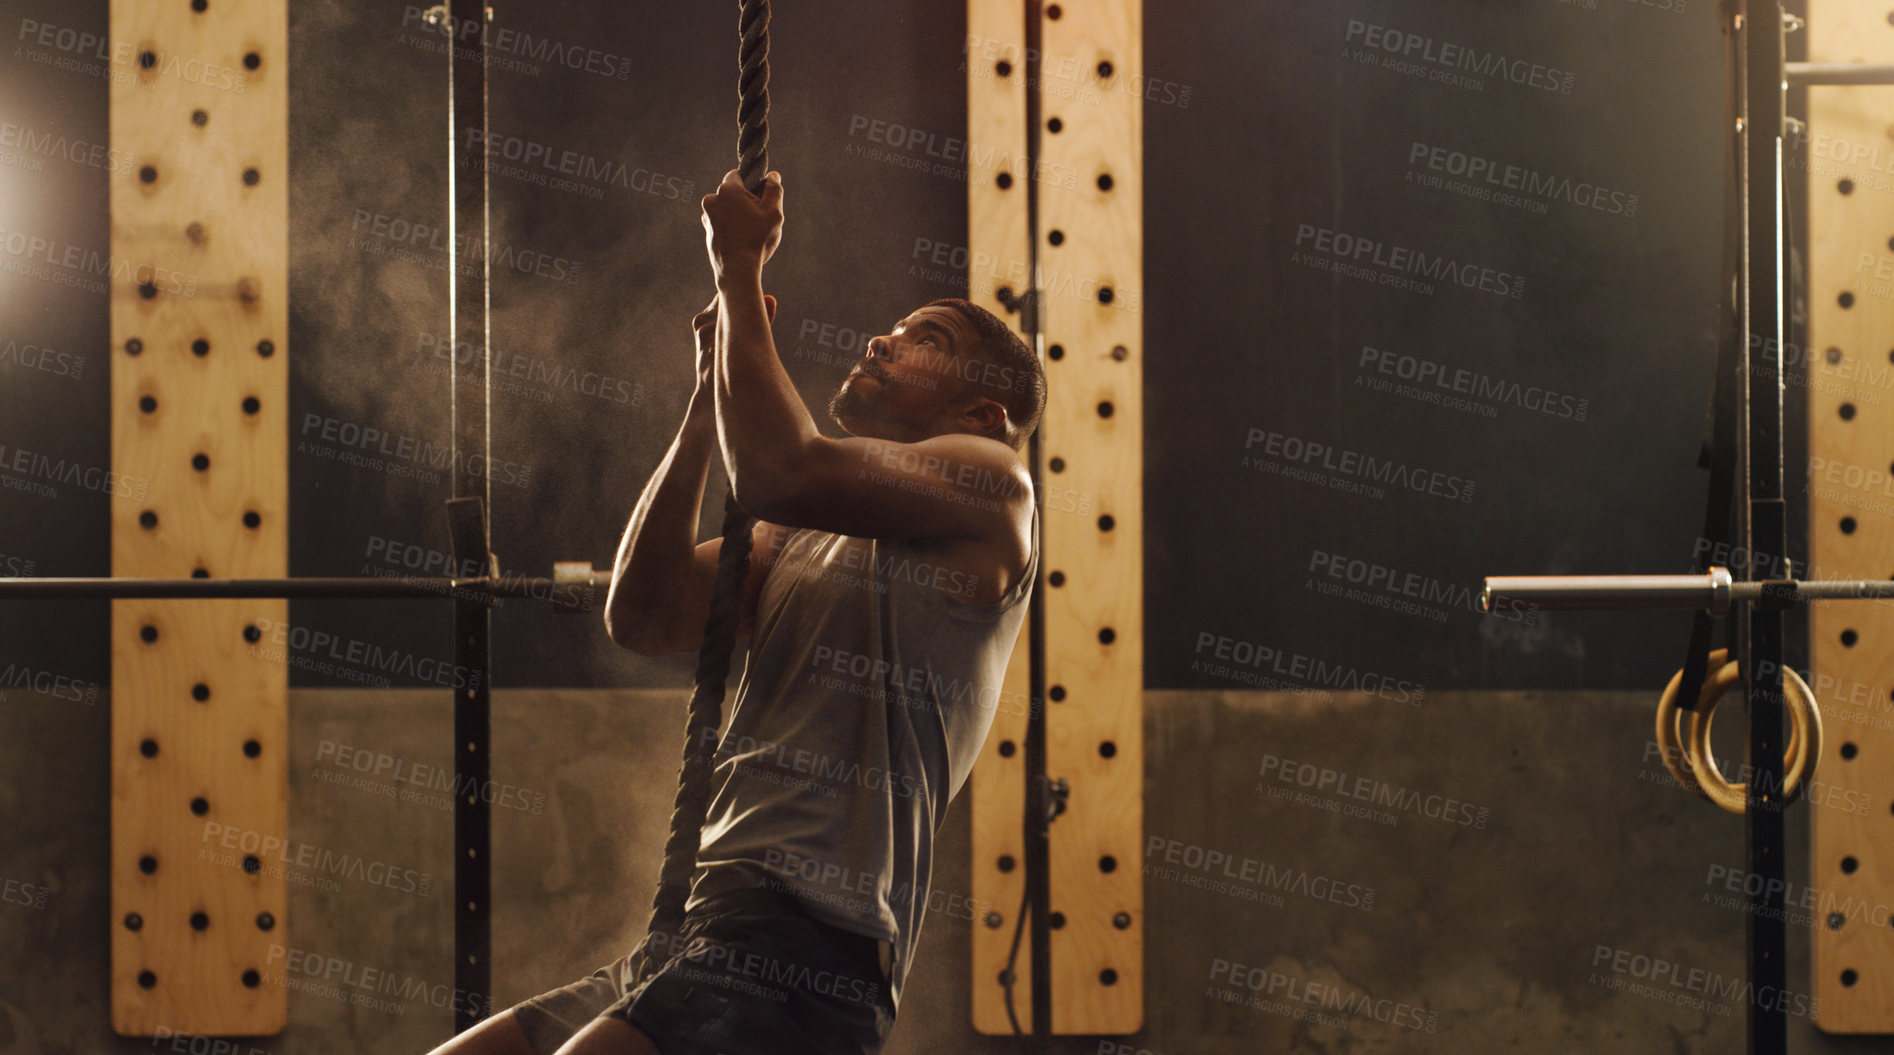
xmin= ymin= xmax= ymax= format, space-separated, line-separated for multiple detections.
xmin=965 ymin=398 xmax=1007 ymax=437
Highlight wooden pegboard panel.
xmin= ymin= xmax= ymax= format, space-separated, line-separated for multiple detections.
xmin=109 ymin=0 xmax=289 ymax=1036
xmin=968 ymin=0 xmax=1145 ymax=1035
xmin=1806 ymin=0 xmax=1894 ymax=1034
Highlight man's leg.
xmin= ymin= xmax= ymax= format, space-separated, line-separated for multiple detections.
xmin=550 ymin=1017 xmax=663 ymax=1055
xmin=420 ymin=1009 xmax=539 ymax=1055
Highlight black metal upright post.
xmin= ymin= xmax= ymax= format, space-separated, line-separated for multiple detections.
xmin=1739 ymin=2 xmax=1789 ymax=1053
xmin=447 ymin=0 xmax=494 ymax=1032
xmin=1020 ymin=0 xmax=1053 ymax=1044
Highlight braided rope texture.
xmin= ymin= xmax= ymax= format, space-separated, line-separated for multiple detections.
xmin=630 ymin=0 xmax=770 ymax=989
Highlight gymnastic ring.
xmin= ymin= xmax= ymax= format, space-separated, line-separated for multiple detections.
xmin=1654 ymin=649 xmax=1820 ymax=813
xmin=1687 ymin=659 xmax=1820 ymax=813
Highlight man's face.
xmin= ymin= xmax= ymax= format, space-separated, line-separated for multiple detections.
xmin=827 ymin=305 xmax=981 ymax=441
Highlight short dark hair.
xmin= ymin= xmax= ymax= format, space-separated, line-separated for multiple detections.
xmin=926 ymin=298 xmax=1045 ymax=449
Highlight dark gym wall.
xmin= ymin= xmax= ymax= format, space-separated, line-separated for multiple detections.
xmin=1143 ymin=0 xmax=1757 ymax=692
xmin=0 ymin=3 xmax=1784 ymax=693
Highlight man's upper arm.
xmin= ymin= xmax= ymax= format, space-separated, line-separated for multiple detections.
xmin=660 ymin=518 xmax=790 ymax=655
xmin=740 ymin=433 xmax=1029 ymax=542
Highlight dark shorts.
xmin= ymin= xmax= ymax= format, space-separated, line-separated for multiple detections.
xmin=508 ymin=884 xmax=894 ymax=1055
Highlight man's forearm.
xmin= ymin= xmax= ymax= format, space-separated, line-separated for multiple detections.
xmin=604 ymin=386 xmax=717 ymax=647
xmin=714 ymin=269 xmax=818 ymax=504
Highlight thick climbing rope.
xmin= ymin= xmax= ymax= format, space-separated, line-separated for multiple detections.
xmin=628 ymin=0 xmax=771 ymax=989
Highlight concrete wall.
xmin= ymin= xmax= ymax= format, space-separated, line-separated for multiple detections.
xmin=2 ymin=685 xmax=1882 ymax=1053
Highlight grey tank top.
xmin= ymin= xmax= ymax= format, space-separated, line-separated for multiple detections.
xmin=685 ymin=507 xmax=1037 ymax=1009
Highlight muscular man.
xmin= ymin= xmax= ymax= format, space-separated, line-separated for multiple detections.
xmin=426 ymin=170 xmax=1043 ymax=1055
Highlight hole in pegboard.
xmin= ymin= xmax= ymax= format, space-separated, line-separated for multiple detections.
xmin=998 ymin=739 xmax=1015 ymax=758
